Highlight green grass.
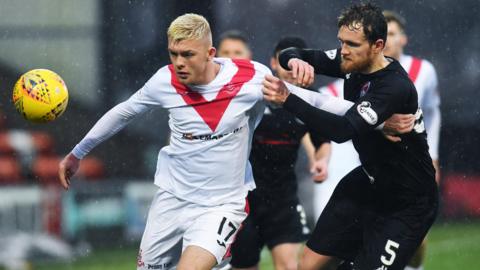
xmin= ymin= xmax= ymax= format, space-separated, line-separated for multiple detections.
xmin=26 ymin=222 xmax=480 ymax=270
xmin=424 ymin=222 xmax=480 ymax=270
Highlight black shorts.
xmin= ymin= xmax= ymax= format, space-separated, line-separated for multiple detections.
xmin=230 ymin=190 xmax=309 ymax=268
xmin=307 ymin=166 xmax=438 ymax=270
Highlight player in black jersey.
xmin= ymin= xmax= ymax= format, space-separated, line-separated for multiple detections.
xmin=262 ymin=3 xmax=438 ymax=270
xmin=219 ymin=36 xmax=331 ymax=270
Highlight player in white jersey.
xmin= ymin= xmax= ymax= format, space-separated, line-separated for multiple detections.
xmin=57 ymin=14 xmax=359 ymax=270
xmin=383 ymin=10 xmax=441 ymax=183
xmin=383 ymin=10 xmax=441 ymax=270
xmin=313 ymin=79 xmax=360 ymax=219
xmin=58 ymin=14 xmax=269 ymax=270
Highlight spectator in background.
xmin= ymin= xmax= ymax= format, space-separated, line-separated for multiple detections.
xmin=218 ymin=34 xmax=330 ymax=270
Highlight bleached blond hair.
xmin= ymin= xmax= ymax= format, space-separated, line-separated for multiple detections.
xmin=167 ymin=13 xmax=212 ymax=44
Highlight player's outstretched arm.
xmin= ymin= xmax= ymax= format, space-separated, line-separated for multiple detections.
xmin=58 ymin=153 xmax=80 ymax=190
xmin=288 ymin=58 xmax=315 ymax=87
xmin=263 ymin=75 xmax=355 ymax=143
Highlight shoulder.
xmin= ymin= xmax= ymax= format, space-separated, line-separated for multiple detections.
xmin=141 ymin=65 xmax=174 ymax=96
xmin=215 ymin=58 xmax=272 ymax=77
xmin=378 ymin=63 xmax=415 ymax=96
xmin=419 ymin=58 xmax=437 ymax=77
xmin=147 ymin=65 xmax=172 ymax=85
xmin=404 ymin=54 xmax=437 ymax=76
xmin=252 ymin=61 xmax=272 ymax=74
xmin=231 ymin=58 xmax=272 ymax=76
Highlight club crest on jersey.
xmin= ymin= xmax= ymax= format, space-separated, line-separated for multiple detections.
xmin=357 ymin=101 xmax=378 ymax=125
xmin=360 ymin=81 xmax=371 ymax=97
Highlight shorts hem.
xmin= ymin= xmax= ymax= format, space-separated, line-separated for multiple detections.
xmin=305 ymin=242 xmax=352 ymax=261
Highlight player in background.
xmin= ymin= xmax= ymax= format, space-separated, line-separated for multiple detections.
xmin=217 ymin=34 xmax=330 ymax=270
xmin=382 ymin=10 xmax=441 ymax=184
xmin=263 ymin=3 xmax=439 ymax=269
xmin=383 ymin=10 xmax=441 ymax=270
xmin=313 ymin=78 xmax=360 ymax=220
xmin=217 ymin=30 xmax=253 ymax=60
xmin=59 ymin=14 xmax=272 ymax=270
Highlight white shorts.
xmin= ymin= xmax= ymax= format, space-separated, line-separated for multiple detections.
xmin=136 ymin=189 xmax=248 ymax=270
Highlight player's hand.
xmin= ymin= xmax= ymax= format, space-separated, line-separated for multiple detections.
xmin=58 ymin=153 xmax=80 ymax=190
xmin=263 ymin=74 xmax=290 ymax=105
xmin=288 ymin=58 xmax=315 ymax=87
xmin=310 ymin=158 xmax=328 ymax=183
xmin=382 ymin=113 xmax=415 ymax=142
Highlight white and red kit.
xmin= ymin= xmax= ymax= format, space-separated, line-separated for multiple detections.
xmin=72 ymin=58 xmax=269 ymax=206
xmin=70 ymin=57 xmax=355 ymax=268
xmin=71 ymin=58 xmax=269 ymax=268
xmin=313 ymin=54 xmax=441 ymax=218
xmin=399 ymin=54 xmax=441 ymax=160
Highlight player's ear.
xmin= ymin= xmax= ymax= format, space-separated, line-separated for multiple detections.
xmin=270 ymin=57 xmax=278 ymax=71
xmin=400 ymin=34 xmax=408 ymax=48
xmin=373 ymin=39 xmax=385 ymax=54
xmin=207 ymin=47 xmax=216 ymax=61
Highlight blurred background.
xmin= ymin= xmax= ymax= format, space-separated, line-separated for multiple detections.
xmin=0 ymin=0 xmax=479 ymax=269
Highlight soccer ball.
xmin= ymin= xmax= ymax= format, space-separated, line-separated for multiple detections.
xmin=13 ymin=69 xmax=69 ymax=123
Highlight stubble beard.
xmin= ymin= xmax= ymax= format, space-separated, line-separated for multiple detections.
xmin=340 ymin=55 xmax=372 ymax=74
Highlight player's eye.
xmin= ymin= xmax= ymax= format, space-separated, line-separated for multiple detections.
xmin=181 ymin=52 xmax=195 ymax=58
xmin=346 ymin=41 xmax=360 ymax=48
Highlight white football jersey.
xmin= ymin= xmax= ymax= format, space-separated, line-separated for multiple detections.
xmin=399 ymin=55 xmax=441 ymax=159
xmin=319 ymin=54 xmax=441 ymax=159
xmin=72 ymin=58 xmax=270 ymax=206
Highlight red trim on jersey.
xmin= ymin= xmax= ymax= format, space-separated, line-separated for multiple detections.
xmin=256 ymin=139 xmax=297 ymax=145
xmin=327 ymin=83 xmax=339 ymax=97
xmin=223 ymin=198 xmax=250 ymax=260
xmin=408 ymin=57 xmax=422 ymax=83
xmin=168 ymin=59 xmax=255 ymax=132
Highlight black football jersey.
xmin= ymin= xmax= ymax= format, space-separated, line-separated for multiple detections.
xmin=280 ymin=48 xmax=436 ymax=199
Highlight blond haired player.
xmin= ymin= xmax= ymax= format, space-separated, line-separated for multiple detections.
xmin=58 ymin=14 xmax=359 ymax=270
xmin=59 ymin=14 xmax=269 ymax=270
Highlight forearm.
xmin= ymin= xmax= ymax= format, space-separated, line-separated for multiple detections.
xmin=285 ymin=82 xmax=353 ymax=115
xmin=315 ymin=141 xmax=331 ymax=162
xmin=287 ymin=83 xmax=388 ymax=131
xmin=301 ymin=134 xmax=316 ymax=166
xmin=283 ymin=94 xmax=356 ymax=143
xmin=71 ymin=100 xmax=145 ymax=159
xmin=279 ymin=48 xmax=316 ymax=69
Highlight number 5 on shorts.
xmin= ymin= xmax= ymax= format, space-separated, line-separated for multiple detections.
xmin=380 ymin=239 xmax=400 ymax=266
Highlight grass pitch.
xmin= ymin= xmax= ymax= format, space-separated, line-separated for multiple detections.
xmin=27 ymin=222 xmax=480 ymax=270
